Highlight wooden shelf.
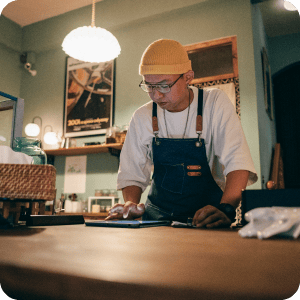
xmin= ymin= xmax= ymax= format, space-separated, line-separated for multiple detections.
xmin=45 ymin=143 xmax=122 ymax=156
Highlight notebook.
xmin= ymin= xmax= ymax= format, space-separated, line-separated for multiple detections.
xmin=85 ymin=220 xmax=171 ymax=228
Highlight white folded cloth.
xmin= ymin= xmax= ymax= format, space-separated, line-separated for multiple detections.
xmin=239 ymin=207 xmax=300 ymax=239
xmin=0 ymin=145 xmax=33 ymax=164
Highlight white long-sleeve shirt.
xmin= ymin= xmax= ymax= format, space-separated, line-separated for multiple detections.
xmin=117 ymin=86 xmax=257 ymax=192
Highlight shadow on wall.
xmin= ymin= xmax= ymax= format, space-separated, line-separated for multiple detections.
xmin=54 ymin=152 xmax=119 ymax=176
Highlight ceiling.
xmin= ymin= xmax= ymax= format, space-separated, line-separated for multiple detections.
xmin=1 ymin=0 xmax=300 ymax=37
xmin=256 ymin=0 xmax=300 ymax=36
xmin=1 ymin=0 xmax=104 ymax=27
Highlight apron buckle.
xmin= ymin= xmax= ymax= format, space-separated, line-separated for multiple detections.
xmin=195 ymin=133 xmax=202 ymax=147
xmin=154 ymin=132 xmax=161 ymax=146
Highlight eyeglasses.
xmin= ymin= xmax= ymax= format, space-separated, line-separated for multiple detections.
xmin=139 ymin=74 xmax=184 ymax=94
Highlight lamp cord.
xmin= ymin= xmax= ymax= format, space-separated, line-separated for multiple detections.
xmin=91 ymin=0 xmax=95 ymax=27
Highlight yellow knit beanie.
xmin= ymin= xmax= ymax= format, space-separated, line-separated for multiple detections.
xmin=139 ymin=39 xmax=192 ymax=75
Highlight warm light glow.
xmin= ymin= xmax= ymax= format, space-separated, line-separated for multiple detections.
xmin=25 ymin=123 xmax=40 ymax=137
xmin=283 ymin=0 xmax=298 ymax=11
xmin=44 ymin=132 xmax=58 ymax=145
xmin=62 ymin=0 xmax=121 ymax=63
xmin=62 ymin=26 xmax=121 ymax=63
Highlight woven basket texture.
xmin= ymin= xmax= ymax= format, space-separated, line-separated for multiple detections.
xmin=0 ymin=164 xmax=56 ymax=201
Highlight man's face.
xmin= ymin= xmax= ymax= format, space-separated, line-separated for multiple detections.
xmin=143 ymin=74 xmax=187 ymax=112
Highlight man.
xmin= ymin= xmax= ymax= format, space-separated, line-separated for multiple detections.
xmin=106 ymin=39 xmax=257 ymax=228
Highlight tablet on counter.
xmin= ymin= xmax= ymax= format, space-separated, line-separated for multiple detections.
xmin=84 ymin=220 xmax=171 ymax=228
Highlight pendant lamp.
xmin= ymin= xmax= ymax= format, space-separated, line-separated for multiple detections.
xmin=62 ymin=0 xmax=121 ymax=63
xmin=283 ymin=0 xmax=300 ymax=15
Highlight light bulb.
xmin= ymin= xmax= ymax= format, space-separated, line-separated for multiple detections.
xmin=29 ymin=69 xmax=37 ymax=76
xmin=25 ymin=123 xmax=40 ymax=137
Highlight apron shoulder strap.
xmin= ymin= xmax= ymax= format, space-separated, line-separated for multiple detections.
xmin=152 ymin=88 xmax=203 ymax=134
xmin=196 ymin=88 xmax=203 ymax=133
xmin=152 ymin=102 xmax=159 ymax=133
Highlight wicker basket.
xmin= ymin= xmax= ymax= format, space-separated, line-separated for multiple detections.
xmin=0 ymin=164 xmax=56 ymax=201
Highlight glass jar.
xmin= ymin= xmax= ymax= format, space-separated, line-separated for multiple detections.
xmin=109 ymin=189 xmax=118 ymax=197
xmin=120 ymin=125 xmax=129 ymax=144
xmin=105 ymin=126 xmax=120 ymax=144
xmin=95 ymin=189 xmax=103 ymax=196
xmin=102 ymin=189 xmax=109 ymax=196
xmin=13 ymin=137 xmax=47 ymax=165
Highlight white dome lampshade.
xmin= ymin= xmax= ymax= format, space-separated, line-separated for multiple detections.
xmin=43 ymin=125 xmax=59 ymax=145
xmin=25 ymin=123 xmax=40 ymax=137
xmin=44 ymin=132 xmax=59 ymax=145
xmin=62 ymin=0 xmax=121 ymax=63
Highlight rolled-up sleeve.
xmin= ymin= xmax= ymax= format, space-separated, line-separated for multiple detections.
xmin=117 ymin=108 xmax=153 ymax=192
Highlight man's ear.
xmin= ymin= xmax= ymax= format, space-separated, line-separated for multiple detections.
xmin=184 ymin=70 xmax=194 ymax=85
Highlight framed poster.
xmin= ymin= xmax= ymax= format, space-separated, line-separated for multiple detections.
xmin=262 ymin=47 xmax=274 ymax=120
xmin=64 ymin=56 xmax=115 ymax=138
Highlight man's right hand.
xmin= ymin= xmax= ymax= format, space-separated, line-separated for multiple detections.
xmin=105 ymin=202 xmax=145 ymax=220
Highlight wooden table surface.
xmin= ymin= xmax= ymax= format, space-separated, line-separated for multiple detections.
xmin=0 ymin=225 xmax=299 ymax=300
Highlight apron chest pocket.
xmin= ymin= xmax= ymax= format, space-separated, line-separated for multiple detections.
xmin=161 ymin=163 xmax=184 ymax=194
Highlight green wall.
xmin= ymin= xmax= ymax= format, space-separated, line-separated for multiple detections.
xmin=267 ymin=32 xmax=300 ymax=76
xmin=251 ymin=4 xmax=277 ymax=189
xmin=0 ymin=16 xmax=22 ymax=148
xmin=1 ymin=0 xmax=263 ymax=204
xmin=0 ymin=16 xmax=22 ymax=97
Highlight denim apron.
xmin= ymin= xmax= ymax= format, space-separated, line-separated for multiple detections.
xmin=142 ymin=89 xmax=223 ymax=223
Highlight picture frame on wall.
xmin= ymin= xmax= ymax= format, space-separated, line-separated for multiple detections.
xmin=262 ymin=47 xmax=274 ymax=120
xmin=63 ymin=56 xmax=115 ymax=138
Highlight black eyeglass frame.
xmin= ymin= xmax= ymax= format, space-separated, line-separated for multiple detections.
xmin=139 ymin=74 xmax=184 ymax=93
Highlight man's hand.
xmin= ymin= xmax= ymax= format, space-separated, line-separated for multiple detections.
xmin=192 ymin=170 xmax=249 ymax=228
xmin=192 ymin=205 xmax=232 ymax=228
xmin=105 ymin=201 xmax=145 ymax=220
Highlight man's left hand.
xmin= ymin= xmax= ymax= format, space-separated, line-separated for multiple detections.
xmin=192 ymin=205 xmax=232 ymax=228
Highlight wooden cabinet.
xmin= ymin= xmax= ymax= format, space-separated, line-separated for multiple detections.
xmin=184 ymin=36 xmax=238 ymax=84
xmin=184 ymin=36 xmax=240 ymax=117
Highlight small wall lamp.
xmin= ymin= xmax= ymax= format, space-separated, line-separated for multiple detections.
xmin=25 ymin=116 xmax=42 ymax=139
xmin=43 ymin=125 xmax=59 ymax=145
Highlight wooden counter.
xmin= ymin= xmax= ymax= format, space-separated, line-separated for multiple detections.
xmin=0 ymin=225 xmax=299 ymax=300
